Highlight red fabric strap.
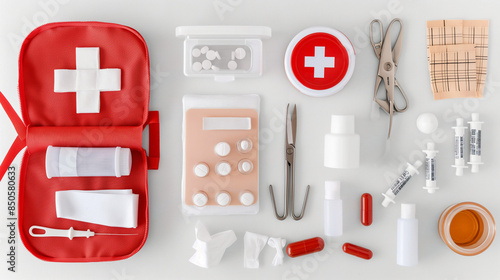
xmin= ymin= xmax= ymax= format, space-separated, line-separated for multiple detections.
xmin=145 ymin=111 xmax=160 ymax=170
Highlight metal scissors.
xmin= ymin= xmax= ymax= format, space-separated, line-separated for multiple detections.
xmin=269 ymin=104 xmax=310 ymax=220
xmin=370 ymin=18 xmax=409 ymax=139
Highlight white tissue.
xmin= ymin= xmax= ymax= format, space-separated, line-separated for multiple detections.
xmin=267 ymin=237 xmax=286 ymax=266
xmin=244 ymin=232 xmax=268 ymax=268
xmin=189 ymin=221 xmax=237 ymax=268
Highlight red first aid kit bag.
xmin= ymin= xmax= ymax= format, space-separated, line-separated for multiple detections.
xmin=0 ymin=22 xmax=160 ymax=262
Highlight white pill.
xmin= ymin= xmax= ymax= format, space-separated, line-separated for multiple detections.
xmin=200 ymin=46 xmax=209 ymax=54
xmin=193 ymin=163 xmax=209 ymax=177
xmin=234 ymin=48 xmax=246 ymax=59
xmin=192 ymin=48 xmax=201 ymax=57
xmin=214 ymin=142 xmax=231 ymax=157
xmin=237 ymin=138 xmax=252 ymax=153
xmin=206 ymin=50 xmax=216 ymax=61
xmin=215 ymin=161 xmax=231 ymax=176
xmin=202 ymin=60 xmax=212 ymax=70
xmin=192 ymin=62 xmax=202 ymax=72
xmin=240 ymin=191 xmax=255 ymax=206
xmin=238 ymin=159 xmax=253 ymax=174
xmin=215 ymin=51 xmax=221 ymax=60
xmin=211 ymin=65 xmax=220 ymax=71
xmin=228 ymin=60 xmax=237 ymax=70
xmin=216 ymin=191 xmax=231 ymax=206
xmin=193 ymin=192 xmax=208 ymax=207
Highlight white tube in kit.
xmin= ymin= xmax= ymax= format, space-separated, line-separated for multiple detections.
xmin=46 ymin=146 xmax=132 ymax=178
xmin=422 ymin=142 xmax=438 ymax=194
xmin=324 ymin=115 xmax=360 ymax=169
xmin=381 ymin=161 xmax=422 ymax=207
xmin=397 ymin=203 xmax=418 ymax=266
xmin=324 ymin=181 xmax=342 ymax=237
xmin=468 ymin=113 xmax=483 ymax=173
xmin=452 ymin=118 xmax=468 ymax=176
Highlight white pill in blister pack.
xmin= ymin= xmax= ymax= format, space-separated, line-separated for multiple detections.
xmin=193 ymin=192 xmax=208 ymax=207
xmin=216 ymin=191 xmax=231 ymax=206
xmin=214 ymin=142 xmax=231 ymax=157
xmin=215 ymin=161 xmax=231 ymax=176
xmin=194 ymin=163 xmax=209 ymax=177
xmin=239 ymin=191 xmax=255 ymax=206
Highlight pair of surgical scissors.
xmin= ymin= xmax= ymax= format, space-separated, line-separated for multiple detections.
xmin=370 ymin=18 xmax=409 ymax=139
xmin=269 ymin=104 xmax=310 ymax=220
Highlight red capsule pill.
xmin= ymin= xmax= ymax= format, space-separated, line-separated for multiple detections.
xmin=361 ymin=193 xmax=373 ymax=226
xmin=286 ymin=237 xmax=325 ymax=258
xmin=343 ymin=243 xmax=373 ymax=260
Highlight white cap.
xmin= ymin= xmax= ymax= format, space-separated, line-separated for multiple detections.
xmin=214 ymin=142 xmax=231 ymax=157
xmin=325 ymin=181 xmax=341 ymax=200
xmin=193 ymin=192 xmax=208 ymax=207
xmin=116 ymin=147 xmax=132 ymax=177
xmin=331 ymin=115 xmax=355 ymax=134
xmin=240 ymin=191 xmax=255 ymax=206
xmin=216 ymin=191 xmax=231 ymax=206
xmin=401 ymin=203 xmax=416 ymax=219
xmin=194 ymin=163 xmax=210 ymax=177
xmin=416 ymin=113 xmax=438 ymax=134
xmin=471 ymin=113 xmax=480 ymax=122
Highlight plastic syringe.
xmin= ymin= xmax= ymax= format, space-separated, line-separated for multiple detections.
xmin=452 ymin=118 xmax=468 ymax=176
xmin=382 ymin=161 xmax=422 ymax=207
xmin=468 ymin=113 xmax=483 ymax=173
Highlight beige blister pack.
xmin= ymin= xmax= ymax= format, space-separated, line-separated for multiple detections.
xmin=182 ymin=94 xmax=259 ymax=215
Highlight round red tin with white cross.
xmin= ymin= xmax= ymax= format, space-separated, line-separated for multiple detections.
xmin=284 ymin=27 xmax=356 ymax=97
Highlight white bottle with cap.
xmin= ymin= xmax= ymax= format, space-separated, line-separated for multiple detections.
xmin=397 ymin=203 xmax=418 ymax=266
xmin=422 ymin=142 xmax=438 ymax=194
xmin=468 ymin=113 xmax=483 ymax=173
xmin=45 ymin=146 xmax=132 ymax=178
xmin=381 ymin=161 xmax=422 ymax=207
xmin=324 ymin=181 xmax=343 ymax=237
xmin=324 ymin=115 xmax=360 ymax=169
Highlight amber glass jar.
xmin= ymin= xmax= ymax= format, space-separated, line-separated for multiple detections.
xmin=438 ymin=202 xmax=495 ymax=256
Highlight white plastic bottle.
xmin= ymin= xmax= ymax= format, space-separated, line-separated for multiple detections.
xmin=397 ymin=203 xmax=418 ymax=266
xmin=324 ymin=115 xmax=360 ymax=169
xmin=324 ymin=181 xmax=343 ymax=237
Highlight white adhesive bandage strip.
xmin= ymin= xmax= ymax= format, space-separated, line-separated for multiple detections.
xmin=203 ymin=117 xmax=251 ymax=130
xmin=267 ymin=237 xmax=286 ymax=266
xmin=55 ymin=190 xmax=138 ymax=228
xmin=54 ymin=47 xmax=121 ymax=114
xmin=244 ymin=232 xmax=268 ymax=268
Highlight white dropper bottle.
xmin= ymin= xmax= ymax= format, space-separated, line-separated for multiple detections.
xmin=397 ymin=203 xmax=418 ymax=266
xmin=324 ymin=181 xmax=342 ymax=237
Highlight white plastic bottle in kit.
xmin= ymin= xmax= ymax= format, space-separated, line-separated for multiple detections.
xmin=324 ymin=115 xmax=360 ymax=169
xmin=324 ymin=181 xmax=343 ymax=237
xmin=397 ymin=203 xmax=418 ymax=266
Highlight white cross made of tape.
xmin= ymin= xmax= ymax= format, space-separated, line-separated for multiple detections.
xmin=54 ymin=47 xmax=121 ymax=114
xmin=304 ymin=46 xmax=335 ymax=78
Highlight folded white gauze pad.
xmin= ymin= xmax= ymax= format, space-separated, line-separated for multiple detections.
xmin=56 ymin=190 xmax=138 ymax=228
xmin=189 ymin=221 xmax=237 ymax=268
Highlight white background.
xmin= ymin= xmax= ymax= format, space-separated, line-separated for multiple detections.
xmin=0 ymin=0 xmax=499 ymax=279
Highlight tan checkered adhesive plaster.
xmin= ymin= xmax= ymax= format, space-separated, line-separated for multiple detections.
xmin=426 ymin=20 xmax=489 ymax=100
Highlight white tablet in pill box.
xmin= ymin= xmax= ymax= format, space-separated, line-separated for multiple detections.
xmin=176 ymin=26 xmax=271 ymax=82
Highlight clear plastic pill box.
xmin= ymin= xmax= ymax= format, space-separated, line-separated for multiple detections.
xmin=176 ymin=26 xmax=272 ymax=82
